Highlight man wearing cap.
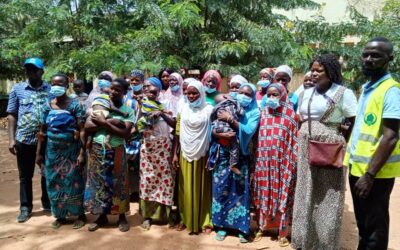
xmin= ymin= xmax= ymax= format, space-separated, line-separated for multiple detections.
xmin=7 ymin=57 xmax=51 ymax=222
xmin=273 ymin=65 xmax=299 ymax=111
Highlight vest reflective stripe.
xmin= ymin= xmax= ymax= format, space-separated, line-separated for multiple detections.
xmin=344 ymin=78 xmax=400 ymax=178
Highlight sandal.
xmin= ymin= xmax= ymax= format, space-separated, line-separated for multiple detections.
xmin=253 ymin=230 xmax=263 ymax=242
xmin=279 ymin=237 xmax=290 ymax=247
xmin=118 ymin=220 xmax=130 ymax=232
xmin=140 ymin=219 xmax=151 ymax=231
xmin=72 ymin=215 xmax=86 ymax=229
xmin=239 ymin=233 xmax=249 ymax=244
xmin=88 ymin=215 xmax=108 ymax=232
xmin=215 ymin=230 xmax=227 ymax=241
xmin=51 ymin=218 xmax=67 ymax=229
xmin=175 ymin=223 xmax=186 ymax=231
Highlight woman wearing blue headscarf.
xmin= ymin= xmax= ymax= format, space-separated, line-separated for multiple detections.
xmin=211 ymin=83 xmax=260 ymax=243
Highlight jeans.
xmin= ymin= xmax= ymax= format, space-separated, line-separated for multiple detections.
xmin=16 ymin=141 xmax=49 ymax=212
xmin=349 ymin=174 xmax=395 ymax=250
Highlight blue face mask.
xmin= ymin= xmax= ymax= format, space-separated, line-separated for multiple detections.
xmin=50 ymin=86 xmax=66 ymax=97
xmin=183 ymin=95 xmax=189 ymax=103
xmin=265 ymin=97 xmax=280 ymax=110
xmin=205 ymin=87 xmax=216 ymax=94
xmin=189 ymin=98 xmax=202 ymax=109
xmin=257 ymin=80 xmax=270 ymax=88
xmin=170 ymin=85 xmax=180 ymax=92
xmin=236 ymin=94 xmax=252 ymax=107
xmin=98 ymin=79 xmax=111 ymax=88
xmin=131 ymin=84 xmax=142 ymax=92
xmin=229 ymin=91 xmax=238 ymax=99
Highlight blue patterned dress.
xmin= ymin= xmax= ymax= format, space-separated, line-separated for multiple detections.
xmin=211 ymin=145 xmax=250 ymax=235
xmin=41 ymin=99 xmax=85 ymax=219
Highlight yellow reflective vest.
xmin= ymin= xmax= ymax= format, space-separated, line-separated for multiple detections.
xmin=344 ymin=78 xmax=400 ymax=178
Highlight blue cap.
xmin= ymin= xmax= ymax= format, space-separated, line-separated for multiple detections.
xmin=24 ymin=57 xmax=44 ymax=70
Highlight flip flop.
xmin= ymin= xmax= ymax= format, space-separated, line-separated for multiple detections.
xmin=88 ymin=215 xmax=108 ymax=232
xmin=253 ymin=230 xmax=263 ymax=242
xmin=140 ymin=219 xmax=151 ymax=231
xmin=118 ymin=220 xmax=130 ymax=232
xmin=215 ymin=230 xmax=227 ymax=241
xmin=72 ymin=215 xmax=86 ymax=230
xmin=239 ymin=233 xmax=249 ymax=244
xmin=175 ymin=223 xmax=186 ymax=231
xmin=51 ymin=218 xmax=67 ymax=229
xmin=279 ymin=237 xmax=290 ymax=247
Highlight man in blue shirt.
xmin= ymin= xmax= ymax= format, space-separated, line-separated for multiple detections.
xmin=7 ymin=58 xmax=51 ymax=222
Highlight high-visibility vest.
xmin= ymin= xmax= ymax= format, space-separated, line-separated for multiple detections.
xmin=344 ymin=78 xmax=400 ymax=178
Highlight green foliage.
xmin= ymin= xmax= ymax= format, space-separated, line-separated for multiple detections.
xmin=0 ymin=0 xmax=398 ymax=89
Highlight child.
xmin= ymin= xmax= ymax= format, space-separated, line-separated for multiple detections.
xmin=86 ymin=94 xmax=128 ymax=149
xmin=137 ymin=96 xmax=172 ymax=134
xmin=208 ymin=94 xmax=244 ymax=175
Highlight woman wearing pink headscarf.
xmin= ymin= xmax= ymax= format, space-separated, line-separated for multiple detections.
xmin=162 ymin=72 xmax=184 ymax=117
xmin=201 ymin=70 xmax=222 ymax=106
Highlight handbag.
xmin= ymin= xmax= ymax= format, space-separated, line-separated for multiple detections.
xmin=307 ymin=87 xmax=345 ymax=168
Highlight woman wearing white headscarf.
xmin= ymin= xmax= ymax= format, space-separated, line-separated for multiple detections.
xmin=172 ymin=80 xmax=214 ymax=234
xmin=228 ymin=75 xmax=247 ymax=99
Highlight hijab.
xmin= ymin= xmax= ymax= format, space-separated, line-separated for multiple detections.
xmin=238 ymin=83 xmax=260 ymax=155
xmin=163 ymin=73 xmax=183 ymax=116
xmin=202 ymin=70 xmax=222 ymax=91
xmin=230 ymin=75 xmax=247 ymax=87
xmin=179 ymin=80 xmax=213 ymax=162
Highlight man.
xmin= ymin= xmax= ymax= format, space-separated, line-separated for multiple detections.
xmin=344 ymin=37 xmax=400 ymax=249
xmin=273 ymin=65 xmax=299 ymax=111
xmin=7 ymin=57 xmax=51 ymax=222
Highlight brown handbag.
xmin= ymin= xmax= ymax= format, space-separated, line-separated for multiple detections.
xmin=307 ymin=88 xmax=345 ymax=168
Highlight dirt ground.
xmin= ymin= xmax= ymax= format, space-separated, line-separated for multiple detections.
xmin=0 ymin=129 xmax=399 ymax=250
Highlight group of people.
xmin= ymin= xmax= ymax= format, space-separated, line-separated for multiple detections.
xmin=7 ymin=37 xmax=399 ymax=250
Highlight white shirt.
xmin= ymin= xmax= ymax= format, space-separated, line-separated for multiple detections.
xmin=298 ymin=83 xmax=357 ymax=123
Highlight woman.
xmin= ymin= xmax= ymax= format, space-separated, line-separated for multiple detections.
xmin=253 ymin=83 xmax=298 ymax=247
xmin=36 ymin=73 xmax=86 ymax=229
xmin=162 ymin=72 xmax=184 ymax=117
xmin=201 ymin=70 xmax=222 ymax=106
xmin=124 ymin=69 xmax=145 ymax=201
xmin=211 ymin=83 xmax=260 ymax=243
xmin=228 ymin=75 xmax=247 ymax=99
xmin=138 ymin=77 xmax=176 ymax=230
xmin=172 ymin=80 xmax=214 ymax=234
xmin=256 ymin=68 xmax=275 ymax=106
xmin=84 ymin=78 xmax=134 ymax=232
xmin=291 ymin=54 xmax=357 ymax=249
xmin=158 ymin=67 xmax=174 ymax=99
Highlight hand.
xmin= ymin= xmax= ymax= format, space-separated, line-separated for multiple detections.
xmin=172 ymin=154 xmax=180 ymax=170
xmin=217 ymin=110 xmax=232 ymax=123
xmin=35 ymin=154 xmax=44 ymax=167
xmin=150 ymin=111 xmax=162 ymax=118
xmin=354 ymin=173 xmax=375 ymax=199
xmin=9 ymin=140 xmax=17 ymax=155
xmin=91 ymin=111 xmax=107 ymax=127
xmin=77 ymin=152 xmax=85 ymax=168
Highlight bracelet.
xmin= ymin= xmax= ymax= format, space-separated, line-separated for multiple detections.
xmin=366 ymin=171 xmax=376 ymax=178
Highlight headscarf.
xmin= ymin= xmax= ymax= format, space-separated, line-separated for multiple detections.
xmin=183 ymin=77 xmax=197 ymax=85
xmin=179 ymin=80 xmax=213 ymax=162
xmin=254 ymin=82 xmax=298 ymax=230
xmin=201 ymin=70 xmax=222 ymax=91
xmin=130 ymin=69 xmax=145 ymax=82
xmin=238 ymin=83 xmax=260 ymax=155
xmin=230 ymin=75 xmax=247 ymax=87
xmin=163 ymin=72 xmax=184 ymax=116
xmin=260 ymin=68 xmax=275 ymax=79
xmin=147 ymin=77 xmax=162 ymax=90
xmin=275 ymin=65 xmax=293 ymax=79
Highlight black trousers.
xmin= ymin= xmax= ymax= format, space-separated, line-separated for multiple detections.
xmin=16 ymin=142 xmax=49 ymax=212
xmin=349 ymin=174 xmax=395 ymax=250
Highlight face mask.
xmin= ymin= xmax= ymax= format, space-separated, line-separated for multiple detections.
xmin=257 ymin=80 xmax=270 ymax=88
xmin=131 ymin=84 xmax=142 ymax=92
xmin=236 ymin=94 xmax=252 ymax=107
xmin=265 ymin=97 xmax=280 ymax=110
xmin=189 ymin=98 xmax=202 ymax=109
xmin=205 ymin=86 xmax=216 ymax=94
xmin=183 ymin=95 xmax=189 ymax=103
xmin=170 ymin=85 xmax=180 ymax=92
xmin=50 ymin=86 xmax=66 ymax=97
xmin=98 ymin=79 xmax=111 ymax=88
xmin=229 ymin=91 xmax=238 ymax=99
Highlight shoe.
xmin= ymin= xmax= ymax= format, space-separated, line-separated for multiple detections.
xmin=17 ymin=208 xmax=32 ymax=223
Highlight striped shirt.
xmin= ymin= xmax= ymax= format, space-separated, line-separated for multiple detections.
xmin=7 ymin=81 xmax=52 ymax=145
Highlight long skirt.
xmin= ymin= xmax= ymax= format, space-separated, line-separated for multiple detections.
xmin=84 ymin=143 xmax=130 ymax=215
xmin=139 ymin=136 xmax=175 ymax=221
xmin=45 ymin=132 xmax=84 ymax=219
xmin=178 ymin=155 xmax=212 ymax=233
xmin=291 ymin=121 xmax=346 ymax=250
xmin=211 ymin=145 xmax=250 ymax=235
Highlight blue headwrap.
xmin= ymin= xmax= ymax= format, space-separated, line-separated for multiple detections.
xmin=130 ymin=69 xmax=145 ymax=82
xmin=238 ymin=83 xmax=260 ymax=155
xmin=147 ymin=77 xmax=162 ymax=90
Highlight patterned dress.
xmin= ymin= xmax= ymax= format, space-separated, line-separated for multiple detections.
xmin=41 ymin=100 xmax=85 ymax=219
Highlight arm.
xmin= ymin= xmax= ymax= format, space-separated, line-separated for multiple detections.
xmin=355 ymin=118 xmax=400 ymax=198
xmin=8 ymin=113 xmax=18 ymax=155
xmin=35 ymin=125 xmax=46 ymax=167
xmin=341 ymin=117 xmax=355 ymax=142
xmin=212 ymin=129 xmax=236 ymax=140
xmin=172 ymin=134 xmax=180 ymax=169
xmin=160 ymin=112 xmax=176 ymax=129
xmin=217 ymin=110 xmax=239 ymax=130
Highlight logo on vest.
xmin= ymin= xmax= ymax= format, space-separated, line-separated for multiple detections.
xmin=364 ymin=112 xmax=377 ymax=126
